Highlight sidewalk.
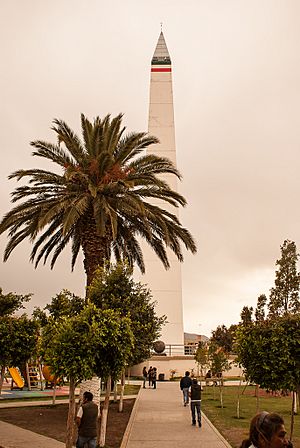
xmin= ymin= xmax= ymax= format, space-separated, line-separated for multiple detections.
xmin=121 ymin=381 xmax=232 ymax=448
xmin=0 ymin=420 xmax=65 ymax=448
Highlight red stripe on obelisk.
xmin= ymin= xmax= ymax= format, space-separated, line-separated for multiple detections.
xmin=151 ymin=68 xmax=172 ymax=72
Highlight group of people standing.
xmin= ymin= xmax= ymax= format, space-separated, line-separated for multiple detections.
xmin=142 ymin=366 xmax=157 ymax=389
xmin=179 ymin=371 xmax=202 ymax=427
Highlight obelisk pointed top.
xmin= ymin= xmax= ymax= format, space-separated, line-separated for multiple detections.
xmin=152 ymin=31 xmax=171 ymax=65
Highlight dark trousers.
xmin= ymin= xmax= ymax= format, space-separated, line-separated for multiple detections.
xmin=191 ymin=401 xmax=201 ymax=425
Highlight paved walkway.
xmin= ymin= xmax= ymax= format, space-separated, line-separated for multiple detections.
xmin=121 ymin=381 xmax=232 ymax=448
xmin=0 ymin=382 xmax=232 ymax=448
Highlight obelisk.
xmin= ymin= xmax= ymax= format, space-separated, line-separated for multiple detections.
xmin=141 ymin=31 xmax=184 ymax=347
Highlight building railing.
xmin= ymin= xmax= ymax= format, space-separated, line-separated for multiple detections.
xmin=152 ymin=344 xmax=198 ymax=356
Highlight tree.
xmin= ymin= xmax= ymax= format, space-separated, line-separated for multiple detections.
xmin=40 ymin=304 xmax=133 ymax=448
xmin=0 ymin=315 xmax=39 ymax=394
xmin=268 ymin=240 xmax=300 ymax=317
xmin=0 ymin=288 xmax=31 ymax=317
xmin=255 ymin=294 xmax=267 ymax=322
xmin=207 ymin=341 xmax=230 ymax=408
xmin=194 ymin=340 xmax=209 ymax=377
xmin=0 ymin=114 xmax=196 ymax=287
xmin=210 ymin=324 xmax=234 ymax=354
xmin=0 ymin=288 xmax=38 ymax=394
xmin=88 ymin=262 xmax=166 ymax=415
xmin=88 ymin=262 xmax=166 ymax=366
xmin=236 ymin=315 xmax=300 ymax=439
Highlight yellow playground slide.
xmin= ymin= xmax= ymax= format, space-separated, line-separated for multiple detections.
xmin=8 ymin=367 xmax=25 ymax=389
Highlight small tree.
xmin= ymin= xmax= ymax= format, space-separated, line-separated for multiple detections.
xmin=236 ymin=314 xmax=300 ymax=440
xmin=194 ymin=341 xmax=208 ymax=377
xmin=268 ymin=240 xmax=300 ymax=317
xmin=0 ymin=289 xmax=38 ymax=394
xmin=208 ymin=341 xmax=230 ymax=407
xmin=41 ymin=304 xmax=133 ymax=448
xmin=88 ymin=262 xmax=166 ymax=413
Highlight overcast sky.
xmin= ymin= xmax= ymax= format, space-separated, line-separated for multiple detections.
xmin=1 ymin=0 xmax=300 ymax=337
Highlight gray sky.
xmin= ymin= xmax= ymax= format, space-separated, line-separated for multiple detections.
xmin=1 ymin=0 xmax=300 ymax=336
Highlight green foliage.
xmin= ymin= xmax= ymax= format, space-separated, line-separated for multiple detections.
xmin=194 ymin=341 xmax=208 ymax=372
xmin=0 ymin=114 xmax=196 ymax=285
xmin=0 ymin=315 xmax=39 ymax=367
xmin=0 ymin=288 xmax=31 ymax=317
xmin=268 ymin=240 xmax=300 ymax=316
xmin=208 ymin=341 xmax=230 ymax=376
xmin=240 ymin=306 xmax=253 ymax=326
xmin=32 ymin=290 xmax=85 ymax=327
xmin=88 ymin=262 xmax=166 ymax=366
xmin=236 ymin=314 xmax=300 ymax=392
xmin=45 ymin=290 xmax=85 ymax=320
xmin=255 ymin=294 xmax=267 ymax=322
xmin=40 ymin=304 xmax=134 ymax=383
xmin=211 ymin=324 xmax=235 ymax=354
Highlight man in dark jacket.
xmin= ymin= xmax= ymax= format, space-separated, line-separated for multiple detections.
xmin=76 ymin=391 xmax=98 ymax=448
xmin=180 ymin=371 xmax=192 ymax=406
xmin=189 ymin=378 xmax=202 ymax=427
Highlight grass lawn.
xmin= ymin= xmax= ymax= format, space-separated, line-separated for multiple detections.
xmin=201 ymin=385 xmax=300 ymax=448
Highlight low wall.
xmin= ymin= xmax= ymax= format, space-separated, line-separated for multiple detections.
xmin=130 ymin=355 xmax=241 ymax=380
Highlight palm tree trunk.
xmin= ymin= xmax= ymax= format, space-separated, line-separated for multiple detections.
xmin=65 ymin=376 xmax=76 ymax=448
xmin=98 ymin=376 xmax=111 ymax=448
xmin=80 ymin=212 xmax=112 ymax=289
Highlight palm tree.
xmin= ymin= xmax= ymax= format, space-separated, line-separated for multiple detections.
xmin=0 ymin=114 xmax=196 ymax=286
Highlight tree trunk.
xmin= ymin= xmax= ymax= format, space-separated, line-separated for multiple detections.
xmin=219 ymin=384 xmax=223 ymax=408
xmin=293 ymin=391 xmax=297 ymax=414
xmin=113 ymin=380 xmax=118 ymax=403
xmin=119 ymin=370 xmax=125 ymax=413
xmin=0 ymin=366 xmax=5 ymax=395
xmin=98 ymin=376 xmax=111 ymax=448
xmin=236 ymin=377 xmax=242 ymax=419
xmin=52 ymin=379 xmax=57 ymax=405
xmin=80 ymin=211 xmax=112 ymax=290
xmin=290 ymin=391 xmax=295 ymax=441
xmin=65 ymin=376 xmax=76 ymax=448
xmin=127 ymin=367 xmax=130 ymax=385
xmin=255 ymin=384 xmax=259 ymax=412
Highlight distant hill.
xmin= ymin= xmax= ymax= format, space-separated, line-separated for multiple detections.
xmin=184 ymin=332 xmax=209 ymax=344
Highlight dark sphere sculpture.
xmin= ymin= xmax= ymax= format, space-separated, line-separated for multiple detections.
xmin=153 ymin=340 xmax=165 ymax=354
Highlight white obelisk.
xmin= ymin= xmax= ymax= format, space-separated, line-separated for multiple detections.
xmin=140 ymin=31 xmax=184 ymax=347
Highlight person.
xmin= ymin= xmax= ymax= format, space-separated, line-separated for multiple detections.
xmin=205 ymin=369 xmax=212 ymax=386
xmin=148 ymin=366 xmax=153 ymax=387
xmin=151 ymin=367 xmax=157 ymax=389
xmin=180 ymin=371 xmax=192 ymax=406
xmin=142 ymin=366 xmax=148 ymax=388
xmin=76 ymin=391 xmax=98 ymax=448
xmin=189 ymin=378 xmax=202 ymax=427
xmin=240 ymin=411 xmax=293 ymax=448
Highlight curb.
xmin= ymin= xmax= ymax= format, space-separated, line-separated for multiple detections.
xmin=120 ymin=387 xmax=142 ymax=448
xmin=202 ymin=411 xmax=233 ymax=447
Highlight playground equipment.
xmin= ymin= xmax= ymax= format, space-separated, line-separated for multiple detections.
xmin=8 ymin=367 xmax=24 ymax=389
xmin=25 ymin=361 xmax=44 ymax=390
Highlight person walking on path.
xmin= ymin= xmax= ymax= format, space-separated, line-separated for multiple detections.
xmin=151 ymin=367 xmax=157 ymax=389
xmin=189 ymin=378 xmax=202 ymax=427
xmin=180 ymin=371 xmax=192 ymax=406
xmin=148 ymin=366 xmax=153 ymax=387
xmin=142 ymin=366 xmax=148 ymax=388
xmin=76 ymin=391 xmax=98 ymax=448
xmin=240 ymin=412 xmax=292 ymax=448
